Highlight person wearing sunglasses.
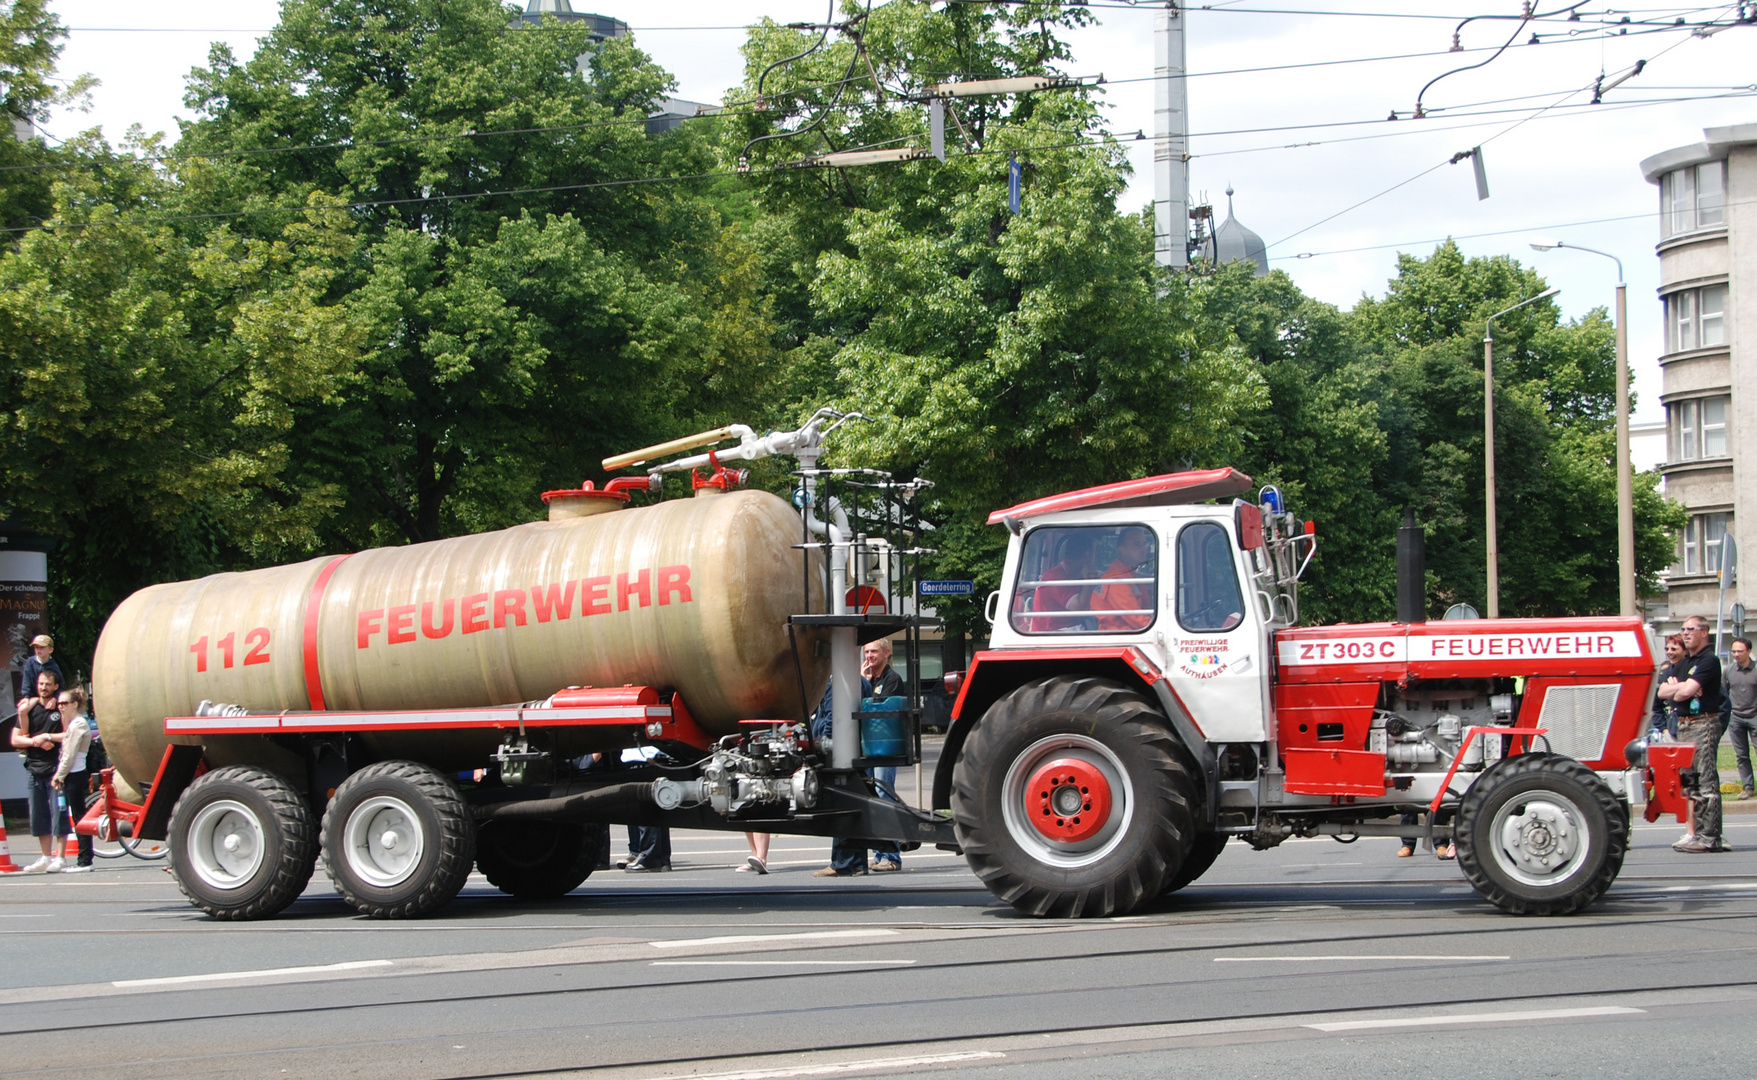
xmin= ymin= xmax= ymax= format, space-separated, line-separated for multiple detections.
xmin=50 ymin=688 xmax=95 ymax=873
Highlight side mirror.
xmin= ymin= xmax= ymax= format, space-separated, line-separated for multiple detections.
xmin=984 ymin=590 xmax=1001 ymax=625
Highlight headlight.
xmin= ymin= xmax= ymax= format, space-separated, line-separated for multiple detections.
xmin=1622 ymin=735 xmax=1649 ymax=769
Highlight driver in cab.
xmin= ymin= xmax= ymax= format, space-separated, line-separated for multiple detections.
xmin=1092 ymin=527 xmax=1154 ymax=632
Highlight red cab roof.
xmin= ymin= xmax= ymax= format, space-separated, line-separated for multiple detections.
xmin=986 ymin=468 xmax=1255 ymax=525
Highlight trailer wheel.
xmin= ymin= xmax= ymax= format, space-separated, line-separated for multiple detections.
xmin=1161 ymin=832 xmax=1229 ymax=896
xmin=476 ymin=820 xmax=602 ymax=899
xmin=322 ymin=761 xmax=476 ymax=919
xmin=1454 ymin=753 xmax=1626 ymax=916
xmin=952 ymin=676 xmax=1196 ymax=917
xmin=168 ymin=765 xmax=318 ymax=920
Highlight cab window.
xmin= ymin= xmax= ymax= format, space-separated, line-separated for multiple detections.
xmin=1176 ymin=522 xmax=1246 ymax=633
xmin=1010 ymin=525 xmax=1158 ymax=635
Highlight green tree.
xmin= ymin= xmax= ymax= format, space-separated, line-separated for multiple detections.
xmin=1220 ymin=241 xmax=1683 ymax=622
xmin=173 ymin=0 xmax=776 ymax=547
xmin=720 ymin=4 xmax=1262 ymax=632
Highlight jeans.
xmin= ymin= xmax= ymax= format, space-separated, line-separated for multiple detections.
xmin=1728 ymin=716 xmax=1757 ymax=793
xmin=25 ymin=774 xmax=68 ymax=838
xmin=627 ymin=825 xmax=671 ymax=868
xmin=831 ymin=769 xmax=901 ymax=872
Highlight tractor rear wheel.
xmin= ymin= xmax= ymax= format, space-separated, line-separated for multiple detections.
xmin=1454 ymin=752 xmax=1626 ymax=915
xmin=322 ymin=761 xmax=476 ymax=919
xmin=951 ymin=676 xmax=1197 ymax=917
xmin=477 ymin=820 xmax=602 ymax=899
xmin=168 ymin=765 xmax=318 ymax=920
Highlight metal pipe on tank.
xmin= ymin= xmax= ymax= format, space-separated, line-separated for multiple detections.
xmin=799 ymin=444 xmax=860 ymax=770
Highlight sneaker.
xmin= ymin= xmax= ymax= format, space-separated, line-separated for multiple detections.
xmin=59 ymin=865 xmax=91 ymax=875
xmin=812 ymin=866 xmax=866 ymax=877
xmin=20 ymin=857 xmax=49 ymax=874
xmin=1674 ymin=833 xmax=1697 ymax=850
xmin=1674 ymin=839 xmax=1716 ymax=853
xmin=45 ymin=858 xmax=63 ymax=873
xmin=871 ymin=860 xmax=901 ymax=872
xmin=1741 ymin=789 xmax=1755 ymax=801
xmin=623 ymin=861 xmax=670 ymax=873
xmin=745 ymin=856 xmax=768 ymax=875
xmin=1710 ymin=840 xmax=1734 ymax=852
xmin=1396 ymin=845 xmax=1414 ymax=858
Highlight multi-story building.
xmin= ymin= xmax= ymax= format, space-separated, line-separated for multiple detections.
xmin=1641 ymin=123 xmax=1754 ymax=636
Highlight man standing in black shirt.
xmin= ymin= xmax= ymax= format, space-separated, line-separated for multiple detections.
xmin=1659 ymin=616 xmax=1728 ymax=853
xmin=9 ymin=670 xmax=66 ymax=871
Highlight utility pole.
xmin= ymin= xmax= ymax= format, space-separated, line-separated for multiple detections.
xmin=1154 ymin=4 xmax=1188 ymax=268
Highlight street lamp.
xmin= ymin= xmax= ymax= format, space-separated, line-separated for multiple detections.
xmin=1529 ymin=238 xmax=1634 ymax=618
xmin=1484 ymin=286 xmax=1562 ymax=619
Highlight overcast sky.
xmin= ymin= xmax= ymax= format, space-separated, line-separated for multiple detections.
xmin=38 ymin=1 xmax=1757 ymax=445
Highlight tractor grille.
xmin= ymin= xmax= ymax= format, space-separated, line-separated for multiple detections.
xmin=1535 ymin=684 xmax=1619 ymax=762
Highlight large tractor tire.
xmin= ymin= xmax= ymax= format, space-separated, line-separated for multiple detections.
xmin=951 ymin=676 xmax=1198 ymax=917
xmin=1454 ymin=752 xmax=1626 ymax=916
xmin=322 ymin=760 xmax=477 ymax=919
xmin=477 ymin=820 xmax=603 ymax=900
xmin=168 ymin=765 xmax=318 ymax=920
xmin=1161 ymin=832 xmax=1230 ymax=896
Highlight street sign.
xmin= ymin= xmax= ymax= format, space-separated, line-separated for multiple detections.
xmin=919 ymin=580 xmax=975 ymax=596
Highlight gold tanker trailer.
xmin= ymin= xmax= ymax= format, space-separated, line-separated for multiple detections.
xmin=87 ymin=410 xmax=952 ymax=919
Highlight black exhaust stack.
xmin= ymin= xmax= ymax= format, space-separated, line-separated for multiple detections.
xmin=1397 ymin=510 xmax=1426 ymax=624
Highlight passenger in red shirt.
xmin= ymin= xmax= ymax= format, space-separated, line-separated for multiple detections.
xmin=1031 ymin=534 xmax=1097 ymax=632
xmin=1092 ymin=528 xmax=1154 ymax=632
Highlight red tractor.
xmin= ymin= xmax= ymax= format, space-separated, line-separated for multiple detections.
xmin=940 ymin=467 xmax=1657 ymax=917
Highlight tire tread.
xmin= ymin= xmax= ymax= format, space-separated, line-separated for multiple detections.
xmin=168 ymin=765 xmax=317 ymax=921
xmin=951 ymin=676 xmax=1197 ymax=918
xmin=321 ymin=760 xmax=476 ymax=919
xmin=1454 ymin=752 xmax=1626 ymax=916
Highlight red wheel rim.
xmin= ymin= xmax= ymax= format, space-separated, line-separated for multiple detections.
xmin=1024 ymin=757 xmax=1113 ymax=843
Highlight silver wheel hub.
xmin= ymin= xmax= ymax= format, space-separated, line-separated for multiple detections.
xmin=1491 ymin=795 xmax=1588 ymax=887
xmin=1000 ymin=734 xmax=1133 ymax=870
xmin=343 ymin=795 xmax=426 ymax=888
xmin=187 ymin=799 xmax=267 ymax=891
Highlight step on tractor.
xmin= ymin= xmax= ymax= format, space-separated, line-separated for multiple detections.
xmin=84 ymin=411 xmax=1659 ymax=920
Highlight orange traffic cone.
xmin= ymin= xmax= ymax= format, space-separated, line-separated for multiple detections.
xmin=0 ymin=814 xmax=23 ymax=873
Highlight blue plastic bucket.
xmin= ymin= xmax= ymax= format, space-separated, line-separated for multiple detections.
xmin=860 ymin=695 xmax=907 ymax=758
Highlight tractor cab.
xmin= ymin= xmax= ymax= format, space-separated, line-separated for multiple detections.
xmin=980 ymin=469 xmax=1313 ymax=745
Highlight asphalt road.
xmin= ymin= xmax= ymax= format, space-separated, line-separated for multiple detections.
xmin=3 ymin=759 xmax=1756 ymax=1080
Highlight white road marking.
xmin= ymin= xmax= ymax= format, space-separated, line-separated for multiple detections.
xmin=650 ymin=960 xmax=916 ymax=966
xmin=690 ymin=1051 xmax=1005 ymax=1080
xmin=1305 ymin=1006 xmax=1643 ymax=1031
xmin=112 ymin=959 xmax=394 ymax=987
xmin=1215 ymin=962 xmax=1503 ymax=969
xmin=650 ymin=929 xmax=899 ymax=949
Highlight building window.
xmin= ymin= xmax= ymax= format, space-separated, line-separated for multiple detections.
xmin=1669 ymin=396 xmax=1730 ymax=463
xmin=1661 ymin=161 xmax=1726 ymax=237
xmin=1680 ymin=512 xmax=1730 ymax=576
xmin=1665 ymin=284 xmax=1728 ymax=352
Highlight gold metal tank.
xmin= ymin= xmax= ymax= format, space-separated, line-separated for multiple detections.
xmin=93 ymin=490 xmax=826 ymax=796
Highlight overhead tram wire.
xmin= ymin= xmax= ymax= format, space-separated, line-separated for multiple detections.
xmin=1190 ymin=86 xmax=1757 ymax=159
xmin=1273 ymin=192 xmax=1757 ymax=261
xmin=15 ymin=72 xmax=1749 ymax=182
xmin=1261 ymin=13 xmax=1737 ymax=251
